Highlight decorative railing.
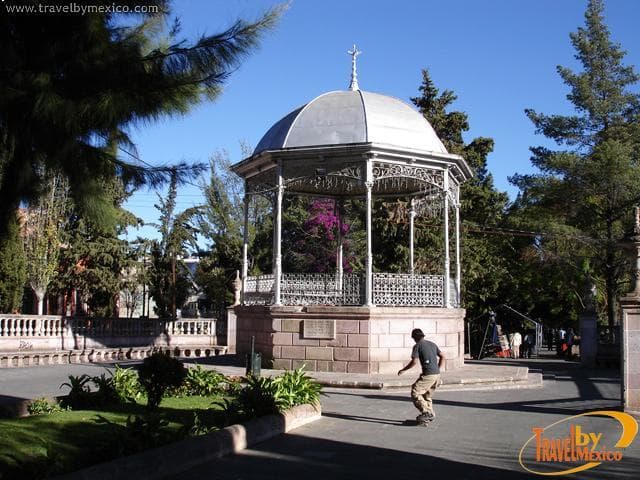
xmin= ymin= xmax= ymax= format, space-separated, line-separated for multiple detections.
xmin=68 ymin=318 xmax=215 ymax=337
xmin=243 ymin=272 xmax=455 ymax=307
xmin=281 ymin=273 xmax=362 ymax=305
xmin=244 ymin=274 xmax=276 ymax=305
xmin=372 ymin=273 xmax=444 ymax=306
xmin=0 ymin=315 xmax=217 ymax=352
xmin=0 ymin=315 xmax=63 ymax=338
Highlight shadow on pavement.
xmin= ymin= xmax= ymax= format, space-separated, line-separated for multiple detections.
xmin=167 ymin=434 xmax=537 ymax=480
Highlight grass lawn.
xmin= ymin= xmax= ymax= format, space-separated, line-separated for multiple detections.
xmin=0 ymin=395 xmax=224 ymax=479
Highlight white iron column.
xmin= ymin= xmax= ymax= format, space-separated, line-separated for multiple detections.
xmin=273 ymin=162 xmax=284 ymax=305
xmin=365 ymin=160 xmax=374 ymax=306
xmin=409 ymin=198 xmax=416 ymax=274
xmin=443 ymin=170 xmax=451 ymax=308
xmin=336 ymin=199 xmax=343 ymax=293
xmin=241 ymin=193 xmax=249 ymax=303
xmin=455 ymin=202 xmax=461 ymax=306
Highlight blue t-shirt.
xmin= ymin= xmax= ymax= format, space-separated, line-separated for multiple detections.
xmin=411 ymin=339 xmax=441 ymax=375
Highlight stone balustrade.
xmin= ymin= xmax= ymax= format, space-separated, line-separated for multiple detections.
xmin=0 ymin=314 xmax=218 ymax=352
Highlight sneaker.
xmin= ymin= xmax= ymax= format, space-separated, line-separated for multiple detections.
xmin=416 ymin=413 xmax=434 ymax=424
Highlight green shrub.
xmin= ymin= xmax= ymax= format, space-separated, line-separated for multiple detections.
xmin=185 ymin=412 xmax=217 ymax=436
xmin=59 ymin=374 xmax=93 ymax=409
xmin=27 ymin=398 xmax=65 ymax=416
xmin=215 ymin=368 xmax=321 ymax=424
xmin=273 ymin=367 xmax=322 ymax=409
xmin=238 ymin=375 xmax=283 ymax=417
xmin=111 ymin=365 xmax=142 ymax=403
xmin=91 ymin=373 xmax=120 ymax=406
xmin=138 ymin=353 xmax=186 ymax=409
xmin=181 ymin=365 xmax=225 ymax=396
xmin=94 ymin=413 xmax=181 ymax=457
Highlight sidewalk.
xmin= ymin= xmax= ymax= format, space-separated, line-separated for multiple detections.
xmin=191 ymin=359 xmax=536 ymax=391
xmin=0 ymin=353 xmax=547 ymax=412
xmin=169 ymin=355 xmax=632 ymax=480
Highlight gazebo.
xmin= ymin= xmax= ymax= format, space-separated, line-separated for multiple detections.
xmin=231 ymin=49 xmax=472 ymax=374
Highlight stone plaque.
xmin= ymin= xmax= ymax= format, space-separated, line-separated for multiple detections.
xmin=303 ymin=319 xmax=336 ymax=339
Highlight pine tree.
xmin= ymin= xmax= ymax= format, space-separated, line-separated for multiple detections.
xmin=148 ymin=173 xmax=199 ymax=319
xmin=514 ymin=0 xmax=640 ymax=326
xmin=0 ymin=1 xmax=281 ymax=238
xmin=410 ymin=69 xmax=510 ymax=316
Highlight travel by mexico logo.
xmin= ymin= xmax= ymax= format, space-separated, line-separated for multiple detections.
xmin=518 ymin=411 xmax=638 ymax=476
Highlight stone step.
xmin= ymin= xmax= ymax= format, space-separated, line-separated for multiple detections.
xmin=438 ymin=372 xmax=543 ymax=391
xmin=309 ymin=365 xmax=535 ymax=391
xmin=0 ymin=345 xmax=227 ymax=368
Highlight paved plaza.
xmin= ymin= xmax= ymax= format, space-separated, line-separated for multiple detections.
xmin=1 ymin=354 xmax=638 ymax=479
xmin=168 ymin=356 xmax=638 ymax=479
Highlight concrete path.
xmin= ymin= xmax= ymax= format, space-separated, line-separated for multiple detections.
xmin=169 ymin=358 xmax=638 ymax=479
xmin=1 ymin=353 xmax=637 ymax=479
xmin=0 ymin=354 xmax=537 ymax=405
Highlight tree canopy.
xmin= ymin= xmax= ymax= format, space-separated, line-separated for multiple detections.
xmin=512 ymin=0 xmax=640 ymax=326
xmin=0 ymin=0 xmax=281 ymax=238
xmin=411 ymin=69 xmax=510 ymax=318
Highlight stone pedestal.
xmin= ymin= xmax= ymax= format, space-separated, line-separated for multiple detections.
xmin=579 ymin=312 xmax=598 ymax=367
xmin=620 ymin=295 xmax=640 ymax=415
xmin=226 ymin=307 xmax=237 ymax=354
xmin=234 ymin=305 xmax=466 ymax=374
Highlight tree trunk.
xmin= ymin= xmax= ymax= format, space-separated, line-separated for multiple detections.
xmin=605 ymin=219 xmax=617 ymax=328
xmin=34 ymin=287 xmax=45 ymax=315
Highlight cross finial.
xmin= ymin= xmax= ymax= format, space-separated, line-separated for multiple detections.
xmin=347 ymin=44 xmax=362 ymax=91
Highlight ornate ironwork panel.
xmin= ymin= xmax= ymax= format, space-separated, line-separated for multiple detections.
xmin=244 ymin=274 xmax=275 ymax=305
xmin=372 ymin=273 xmax=444 ymax=306
xmin=372 ymin=163 xmax=444 ymax=189
xmin=244 ymin=273 xmax=452 ymax=307
xmin=246 ymin=170 xmax=277 ymax=200
xmin=285 ymin=175 xmax=364 ymax=196
xmin=448 ymin=180 xmax=460 ymax=206
xmin=281 ymin=273 xmax=362 ymax=306
xmin=413 ymin=194 xmax=443 ymax=219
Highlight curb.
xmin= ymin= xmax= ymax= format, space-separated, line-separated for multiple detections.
xmin=51 ymin=403 xmax=321 ymax=480
xmin=315 ymin=367 xmax=533 ymax=391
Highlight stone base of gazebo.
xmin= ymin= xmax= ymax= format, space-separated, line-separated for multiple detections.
xmin=234 ymin=305 xmax=466 ymax=374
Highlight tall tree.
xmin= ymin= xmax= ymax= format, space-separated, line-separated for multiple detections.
xmin=0 ymin=0 xmax=281 ymax=237
xmin=148 ymin=173 xmax=199 ymax=319
xmin=196 ymin=148 xmax=271 ymax=315
xmin=53 ymin=177 xmax=136 ymax=317
xmin=22 ymin=172 xmax=69 ymax=314
xmin=0 ymin=212 xmax=26 ymax=313
xmin=513 ymin=0 xmax=640 ymax=326
xmin=410 ymin=69 xmax=510 ymax=317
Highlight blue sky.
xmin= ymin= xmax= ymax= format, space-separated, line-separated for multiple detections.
xmin=123 ymin=0 xmax=640 ymax=243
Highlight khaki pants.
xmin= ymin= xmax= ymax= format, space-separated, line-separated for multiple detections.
xmin=411 ymin=374 xmax=440 ymax=416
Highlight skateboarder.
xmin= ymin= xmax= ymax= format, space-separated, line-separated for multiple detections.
xmin=398 ymin=328 xmax=445 ymax=426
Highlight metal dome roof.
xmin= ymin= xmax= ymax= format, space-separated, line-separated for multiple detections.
xmin=253 ymin=90 xmax=448 ymax=155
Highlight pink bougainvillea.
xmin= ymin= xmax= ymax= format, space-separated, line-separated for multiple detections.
xmin=296 ymin=198 xmax=352 ymax=273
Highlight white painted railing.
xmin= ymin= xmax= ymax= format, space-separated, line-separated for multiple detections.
xmin=0 ymin=315 xmax=217 ymax=352
xmin=0 ymin=315 xmax=63 ymax=337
